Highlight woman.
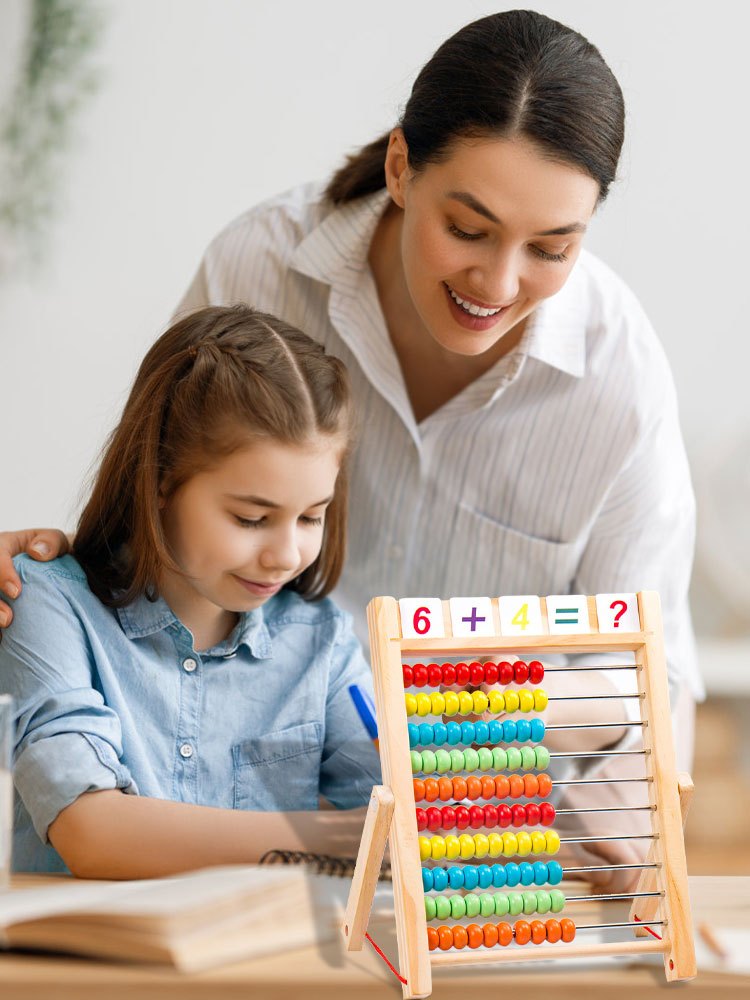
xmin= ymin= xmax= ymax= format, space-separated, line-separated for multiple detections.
xmin=0 ymin=11 xmax=699 ymax=881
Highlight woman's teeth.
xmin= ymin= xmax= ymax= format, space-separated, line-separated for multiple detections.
xmin=448 ymin=287 xmax=503 ymax=317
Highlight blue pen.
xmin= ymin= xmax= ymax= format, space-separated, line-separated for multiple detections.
xmin=348 ymin=683 xmax=379 ymax=752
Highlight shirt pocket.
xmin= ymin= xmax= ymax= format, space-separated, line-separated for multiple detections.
xmin=232 ymin=721 xmax=323 ymax=812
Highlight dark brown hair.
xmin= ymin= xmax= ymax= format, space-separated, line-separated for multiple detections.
xmin=73 ymin=306 xmax=354 ymax=607
xmin=326 ymin=10 xmax=624 ymax=204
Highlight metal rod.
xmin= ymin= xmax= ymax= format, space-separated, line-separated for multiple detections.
xmin=548 ymin=693 xmax=643 ymax=700
xmin=544 ymin=665 xmax=637 ymax=672
xmin=546 ymin=721 xmax=645 ymax=730
xmin=563 ymin=862 xmax=659 ymax=874
xmin=556 ymin=805 xmax=655 ymax=814
xmin=566 ymin=890 xmax=662 ymax=903
xmin=560 ymin=834 xmax=656 ymax=844
xmin=554 ymin=776 xmax=651 ymax=786
xmin=550 ymin=749 xmax=649 ymax=758
xmin=577 ymin=920 xmax=665 ymax=931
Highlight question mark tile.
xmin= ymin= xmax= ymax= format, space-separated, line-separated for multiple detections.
xmin=595 ymin=593 xmax=640 ymax=633
xmin=546 ymin=595 xmax=590 ymax=634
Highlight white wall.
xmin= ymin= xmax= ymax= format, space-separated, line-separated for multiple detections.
xmin=1 ymin=1 xmax=748 ymax=623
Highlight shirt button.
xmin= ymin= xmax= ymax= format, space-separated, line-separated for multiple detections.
xmin=182 ymin=657 xmax=198 ymax=673
xmin=179 ymin=743 xmax=194 ymax=759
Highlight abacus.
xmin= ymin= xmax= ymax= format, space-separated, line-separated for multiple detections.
xmin=342 ymin=592 xmax=695 ymax=998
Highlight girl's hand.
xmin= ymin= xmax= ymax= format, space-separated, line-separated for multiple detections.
xmin=0 ymin=528 xmax=70 ymax=626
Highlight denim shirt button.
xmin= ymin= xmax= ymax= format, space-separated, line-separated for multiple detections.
xmin=179 ymin=743 xmax=194 ymax=759
xmin=182 ymin=657 xmax=198 ymax=673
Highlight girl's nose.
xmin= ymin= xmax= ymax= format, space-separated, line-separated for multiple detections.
xmin=259 ymin=528 xmax=300 ymax=572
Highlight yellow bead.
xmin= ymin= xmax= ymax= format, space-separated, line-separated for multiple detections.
xmin=459 ymin=691 xmax=474 ymax=715
xmin=474 ymin=834 xmax=490 ymax=858
xmin=419 ymin=836 xmax=431 ymax=861
xmin=472 ymin=690 xmax=489 ymax=713
xmin=430 ymin=835 xmax=446 ymax=860
xmin=518 ymin=689 xmax=534 ymax=713
xmin=444 ymin=835 xmax=461 ymax=860
xmin=534 ymin=689 xmax=549 ymax=711
xmin=459 ymin=834 xmax=475 ymax=860
xmin=504 ymin=691 xmax=520 ymax=713
xmin=443 ymin=691 xmax=460 ymax=716
xmin=405 ymin=693 xmax=417 ymax=717
xmin=502 ymin=832 xmax=519 ymax=857
xmin=545 ymin=830 xmax=561 ymax=855
xmin=417 ymin=693 xmax=432 ymax=716
xmin=488 ymin=690 xmax=505 ymax=714
xmin=531 ymin=831 xmax=547 ymax=854
xmin=488 ymin=833 xmax=504 ymax=858
xmin=516 ymin=831 xmax=532 ymax=857
xmin=431 ymin=692 xmax=446 ymax=715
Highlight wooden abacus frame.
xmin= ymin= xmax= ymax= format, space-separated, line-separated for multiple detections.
xmin=342 ymin=591 xmax=696 ymax=999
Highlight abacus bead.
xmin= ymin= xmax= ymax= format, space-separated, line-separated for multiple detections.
xmin=502 ymin=832 xmax=519 ymax=856
xmin=492 ymin=747 xmax=508 ymax=770
xmin=417 ymin=693 xmax=432 ymax=716
xmin=537 ymin=773 xmax=553 ymax=798
xmin=466 ymin=776 xmax=483 ymax=799
xmin=493 ymin=864 xmax=508 ymax=887
xmin=470 ymin=661 xmax=485 ymax=686
xmin=452 ymin=926 xmax=469 ymax=950
xmin=498 ymin=922 xmax=514 ymax=946
xmin=465 ymin=893 xmax=481 ymax=918
xmin=484 ymin=804 xmax=499 ymax=828
xmin=516 ymin=832 xmax=533 ymax=857
xmin=478 ymin=747 xmax=494 ymax=771
xmin=540 ymin=802 xmax=556 ymax=826
xmin=419 ymin=836 xmax=431 ymax=860
xmin=413 ymin=664 xmax=428 ymax=687
xmin=438 ymin=776 xmax=454 ymax=801
xmin=467 ymin=924 xmax=484 ymax=949
xmin=504 ymin=691 xmax=520 ymax=713
xmin=433 ymin=722 xmax=448 ymax=746
xmin=515 ymin=719 xmax=532 ymax=742
xmin=531 ymin=831 xmax=548 ymax=854
xmin=413 ymin=778 xmax=426 ymax=802
xmin=502 ymin=719 xmax=518 ymax=743
xmin=545 ymin=919 xmax=562 ymax=943
xmin=533 ymin=862 xmax=549 ymax=886
xmin=518 ymin=690 xmax=535 ymax=713
xmin=521 ymin=746 xmax=537 ymax=770
xmin=459 ymin=691 xmax=474 ymax=714
xmin=455 ymin=662 xmax=471 ymax=686
xmin=441 ymin=806 xmax=456 ymax=830
xmin=474 ymin=720 xmax=490 ymax=744
xmin=494 ymin=892 xmax=510 ymax=916
xmin=497 ymin=804 xmax=512 ymax=828
xmin=435 ymin=749 xmax=452 ymax=774
xmin=421 ymin=750 xmax=437 ymax=773
xmin=416 ymin=808 xmax=428 ymax=831
xmin=523 ymin=774 xmax=540 ymax=797
xmin=549 ymin=889 xmax=566 ymax=912
xmin=560 ymin=918 xmax=576 ymax=943
xmin=459 ymin=834 xmax=475 ymax=859
xmin=488 ymin=833 xmax=504 ymax=857
xmin=506 ymin=747 xmax=522 ymax=770
xmin=438 ymin=926 xmax=454 ymax=950
xmin=522 ymin=891 xmax=537 ymax=915
xmin=547 ymin=860 xmax=563 ymax=885
xmin=460 ymin=721 xmax=476 ymax=744
xmin=530 ymin=718 xmax=545 ymax=742
xmin=505 ymin=863 xmax=521 ymax=887
xmin=477 ymin=865 xmax=493 ymax=889
xmin=480 ymin=893 xmax=495 ymax=917
xmin=423 ymin=777 xmax=440 ymax=801
xmin=529 ymin=660 xmax=544 ymax=684
xmin=498 ymin=661 xmax=514 ymax=685
xmin=508 ymin=774 xmax=525 ymax=798
xmin=442 ymin=664 xmax=457 ymax=686
xmin=452 ymin=776 xmax=468 ymax=799
xmin=511 ymin=804 xmax=527 ymax=827
xmin=445 ymin=833 xmax=461 ymax=859
xmin=403 ymin=664 xmax=414 ymax=688
xmin=482 ymin=923 xmax=499 ymax=948
xmin=444 ymin=692 xmax=460 ymax=717
xmin=484 ymin=662 xmax=499 ymax=684
xmin=463 ymin=865 xmax=479 ymax=890
xmin=489 ymin=691 xmax=505 ymax=714
xmin=411 ymin=751 xmax=423 ymax=774
xmin=427 ymin=926 xmax=440 ymax=951
xmin=455 ymin=805 xmax=471 ymax=830
xmin=495 ymin=775 xmax=510 ymax=799
xmin=508 ymin=893 xmax=524 ymax=916
xmin=408 ymin=724 xmax=420 ymax=748
xmin=448 ymin=866 xmax=464 ymax=889
xmin=450 ymin=749 xmax=466 ymax=772
xmin=405 ymin=693 xmax=418 ymax=716
xmin=519 ymin=862 xmax=535 ymax=886
xmin=481 ymin=775 xmax=496 ymax=799
xmin=531 ymin=919 xmax=547 ymax=944
xmin=474 ymin=834 xmax=490 ymax=858
xmin=469 ymin=805 xmax=485 ymax=829
xmin=422 ymin=867 xmax=434 ymax=891
xmin=536 ymin=890 xmax=552 ymax=914
xmin=428 ymin=662 xmax=443 ymax=686
xmin=515 ymin=920 xmax=532 ymax=945
xmin=425 ymin=896 xmax=437 ymax=920
xmin=464 ymin=748 xmax=480 ymax=771
xmin=472 ymin=690 xmax=489 ymax=714
xmin=430 ymin=835 xmax=446 ymax=860
xmin=535 ymin=746 xmax=551 ymax=769
xmin=526 ymin=803 xmax=541 ymax=827
xmin=514 ymin=661 xmax=530 ymax=684
xmin=432 ymin=867 xmax=449 ymax=891
xmin=450 ymin=894 xmax=467 ymax=919
xmin=488 ymin=719 xmax=504 ymax=744
xmin=431 ymin=692 xmax=446 ymax=715
xmin=534 ymin=689 xmax=549 ymax=711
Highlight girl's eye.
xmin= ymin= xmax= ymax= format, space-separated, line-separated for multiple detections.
xmin=300 ymin=515 xmax=324 ymax=526
xmin=235 ymin=515 xmax=264 ymax=528
xmin=448 ymin=222 xmax=484 ymax=241
xmin=530 ymin=244 xmax=569 ymax=263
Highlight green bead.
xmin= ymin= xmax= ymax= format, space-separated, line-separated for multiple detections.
xmin=435 ymin=749 xmax=452 ymax=774
xmin=450 ymin=749 xmax=466 ymax=771
xmin=507 ymin=891 xmax=524 ymax=916
xmin=435 ymin=895 xmax=451 ymax=920
xmin=494 ymin=892 xmax=510 ymax=917
xmin=520 ymin=746 xmax=537 ymax=770
xmin=492 ymin=747 xmax=508 ymax=769
xmin=506 ymin=747 xmax=522 ymax=771
xmin=450 ymin=894 xmax=467 ymax=918
xmin=464 ymin=893 xmax=481 ymax=918
xmin=480 ymin=893 xmax=495 ymax=917
xmin=425 ymin=896 xmax=437 ymax=920
xmin=535 ymin=745 xmax=551 ymax=769
xmin=463 ymin=748 xmax=480 ymax=771
xmin=478 ymin=747 xmax=494 ymax=771
xmin=421 ymin=750 xmax=437 ymax=773
xmin=550 ymin=889 xmax=566 ymax=913
xmin=536 ymin=890 xmax=552 ymax=914
xmin=523 ymin=892 xmax=537 ymax=914
xmin=410 ymin=751 xmax=422 ymax=774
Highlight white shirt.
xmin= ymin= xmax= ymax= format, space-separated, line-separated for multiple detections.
xmin=176 ymin=183 xmax=702 ymax=708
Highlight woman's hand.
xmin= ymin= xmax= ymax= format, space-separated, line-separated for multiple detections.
xmin=0 ymin=528 xmax=71 ymax=626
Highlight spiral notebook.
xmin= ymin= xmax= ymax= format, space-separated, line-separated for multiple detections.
xmin=259 ymin=849 xmax=392 ymax=881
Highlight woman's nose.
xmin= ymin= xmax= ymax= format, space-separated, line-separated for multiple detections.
xmin=469 ymin=250 xmax=521 ymax=305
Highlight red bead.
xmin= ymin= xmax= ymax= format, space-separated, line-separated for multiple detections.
xmin=426 ymin=807 xmax=442 ymax=831
xmin=402 ymin=664 xmax=413 ymax=687
xmin=529 ymin=660 xmax=544 ymax=684
xmin=469 ymin=805 xmax=485 ymax=829
xmin=514 ymin=660 xmax=529 ymax=684
xmin=540 ymin=802 xmax=556 ymax=826
xmin=469 ymin=661 xmax=485 ymax=686
xmin=484 ymin=804 xmax=499 ymax=828
xmin=428 ymin=662 xmax=443 ymax=686
xmin=525 ymin=803 xmax=541 ymax=826
xmin=441 ymin=806 xmax=456 ymax=830
xmin=455 ymin=805 xmax=471 ymax=830
xmin=442 ymin=664 xmax=456 ymax=686
xmin=455 ymin=662 xmax=471 ymax=686
xmin=497 ymin=804 xmax=512 ymax=827
xmin=416 ymin=808 xmax=428 ymax=830
xmin=484 ymin=662 xmax=499 ymax=684
xmin=498 ymin=661 xmax=514 ymax=685
xmin=412 ymin=663 xmax=428 ymax=687
xmin=511 ymin=804 xmax=527 ymax=827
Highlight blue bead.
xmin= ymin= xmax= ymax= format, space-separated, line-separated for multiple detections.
xmin=448 ymin=866 xmax=464 ymax=889
xmin=432 ymin=867 xmax=449 ymax=891
xmin=477 ymin=864 xmax=493 ymax=889
xmin=461 ymin=721 xmax=476 ymax=744
xmin=503 ymin=720 xmax=518 ymax=743
xmin=515 ymin=719 xmax=531 ymax=742
xmin=492 ymin=864 xmax=507 ymax=887
xmin=463 ymin=866 xmax=479 ymax=891
xmin=530 ymin=718 xmax=545 ymax=742
xmin=422 ymin=867 xmax=434 ymax=891
xmin=533 ymin=862 xmax=548 ymax=886
xmin=488 ymin=719 xmax=503 ymax=744
xmin=408 ymin=724 xmax=420 ymax=748
xmin=446 ymin=721 xmax=462 ymax=745
xmin=519 ymin=862 xmax=535 ymax=886
xmin=474 ymin=720 xmax=489 ymax=745
xmin=418 ymin=723 xmax=434 ymax=746
xmin=505 ymin=863 xmax=521 ymax=887
xmin=547 ymin=861 xmax=563 ymax=885
xmin=432 ymin=722 xmax=448 ymax=746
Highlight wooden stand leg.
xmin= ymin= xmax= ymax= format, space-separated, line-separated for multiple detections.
xmin=342 ymin=784 xmax=394 ymax=951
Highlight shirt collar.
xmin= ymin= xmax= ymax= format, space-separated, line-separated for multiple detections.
xmin=116 ymin=592 xmax=273 ymax=659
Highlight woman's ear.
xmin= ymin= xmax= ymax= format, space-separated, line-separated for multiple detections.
xmin=384 ymin=128 xmax=411 ymax=209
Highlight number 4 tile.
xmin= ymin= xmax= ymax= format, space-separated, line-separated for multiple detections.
xmin=498 ymin=596 xmax=543 ymax=636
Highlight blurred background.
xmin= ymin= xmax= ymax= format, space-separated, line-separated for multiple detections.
xmin=1 ymin=0 xmax=748 ymax=872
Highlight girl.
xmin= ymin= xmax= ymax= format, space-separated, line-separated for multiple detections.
xmin=0 ymin=305 xmax=381 ymax=877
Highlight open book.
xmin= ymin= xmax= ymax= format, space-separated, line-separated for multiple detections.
xmin=0 ymin=864 xmax=388 ymax=972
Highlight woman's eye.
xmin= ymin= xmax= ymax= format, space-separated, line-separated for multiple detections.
xmin=530 ymin=244 xmax=569 ymax=263
xmin=235 ymin=515 xmax=264 ymax=528
xmin=300 ymin=515 xmax=324 ymax=526
xmin=448 ymin=222 xmax=483 ymax=241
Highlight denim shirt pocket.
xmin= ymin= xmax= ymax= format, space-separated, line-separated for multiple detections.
xmin=232 ymin=721 xmax=323 ymax=811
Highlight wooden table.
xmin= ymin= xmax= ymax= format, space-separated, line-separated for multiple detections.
xmin=1 ymin=876 xmax=748 ymax=999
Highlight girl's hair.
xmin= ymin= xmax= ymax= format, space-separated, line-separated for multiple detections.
xmin=326 ymin=10 xmax=624 ymax=204
xmin=74 ymin=305 xmax=354 ymax=607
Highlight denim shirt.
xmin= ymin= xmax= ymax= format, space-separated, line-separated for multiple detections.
xmin=1 ymin=555 xmax=381 ymax=872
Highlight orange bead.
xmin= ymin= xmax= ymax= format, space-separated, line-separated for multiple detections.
xmin=466 ymin=776 xmax=483 ymax=799
xmin=494 ymin=775 xmax=510 ymax=799
xmin=452 ymin=926 xmax=469 ymax=950
xmin=514 ymin=920 xmax=531 ymax=945
xmin=467 ymin=923 xmax=484 ymax=949
xmin=427 ymin=926 xmax=440 ymax=951
xmin=438 ymin=776 xmax=454 ymax=801
xmin=424 ymin=778 xmax=440 ymax=802
xmin=481 ymin=775 xmax=496 ymax=798
xmin=482 ymin=923 xmax=499 ymax=947
xmin=561 ymin=918 xmax=576 ymax=943
xmin=452 ymin=776 xmax=468 ymax=799
xmin=531 ymin=920 xmax=546 ymax=944
xmin=413 ymin=779 xmax=425 ymax=803
xmin=523 ymin=773 xmax=539 ymax=797
xmin=497 ymin=922 xmax=513 ymax=946
xmin=537 ymin=773 xmax=553 ymax=798
xmin=545 ymin=919 xmax=562 ymax=944
xmin=508 ymin=774 xmax=525 ymax=798
xmin=438 ymin=926 xmax=454 ymax=950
